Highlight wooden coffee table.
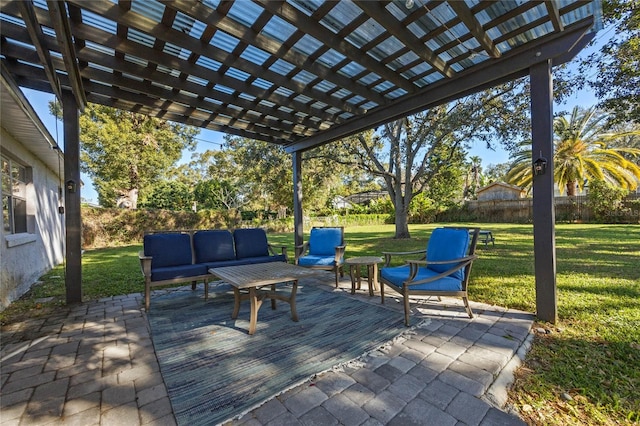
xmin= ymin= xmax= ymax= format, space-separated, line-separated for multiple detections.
xmin=209 ymin=262 xmax=318 ymax=335
xmin=345 ymin=256 xmax=383 ymax=296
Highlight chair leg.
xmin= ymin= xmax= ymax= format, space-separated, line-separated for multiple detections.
xmin=145 ymin=280 xmax=151 ymax=312
xmin=204 ymin=279 xmax=209 ymax=300
xmin=403 ymin=288 xmax=411 ymax=326
xmin=334 ymin=268 xmax=339 ymax=287
xmin=462 ymin=296 xmax=474 ymax=318
xmin=191 ymin=280 xmax=197 ymax=290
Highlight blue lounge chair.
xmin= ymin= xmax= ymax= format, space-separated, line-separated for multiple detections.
xmin=380 ymin=227 xmax=480 ymax=325
xmin=295 ymin=227 xmax=345 ymax=287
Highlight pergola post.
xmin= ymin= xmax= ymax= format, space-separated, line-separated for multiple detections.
xmin=292 ymin=151 xmax=303 ymax=249
xmin=530 ymin=60 xmax=557 ymax=323
xmin=62 ymin=89 xmax=82 ymax=304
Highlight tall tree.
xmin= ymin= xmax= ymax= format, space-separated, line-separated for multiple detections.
xmin=590 ymin=0 xmax=639 ymax=124
xmin=506 ymin=106 xmax=640 ymax=195
xmin=211 ymin=136 xmax=368 ymax=214
xmin=562 ymin=0 xmax=639 ymax=125
xmin=483 ymin=162 xmax=511 ymax=184
xmin=51 ymin=103 xmax=199 ymax=208
xmin=463 ymin=156 xmax=483 ymax=200
xmin=330 ymin=82 xmax=530 ymax=238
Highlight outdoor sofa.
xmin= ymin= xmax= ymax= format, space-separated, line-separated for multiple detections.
xmin=139 ymin=228 xmax=287 ymax=311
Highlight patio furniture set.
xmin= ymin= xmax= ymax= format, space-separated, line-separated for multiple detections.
xmin=139 ymin=226 xmax=483 ymax=333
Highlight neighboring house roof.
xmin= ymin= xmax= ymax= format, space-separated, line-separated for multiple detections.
xmin=477 ymin=182 xmax=524 ymax=194
xmin=1 ymin=73 xmax=63 ymax=178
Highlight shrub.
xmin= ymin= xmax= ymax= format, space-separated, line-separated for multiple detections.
xmin=587 ymin=180 xmax=629 ymax=223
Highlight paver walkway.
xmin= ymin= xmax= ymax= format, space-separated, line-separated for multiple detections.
xmin=1 ymin=273 xmax=533 ymax=425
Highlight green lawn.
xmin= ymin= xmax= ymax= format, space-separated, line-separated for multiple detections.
xmin=2 ymin=223 xmax=638 ymax=424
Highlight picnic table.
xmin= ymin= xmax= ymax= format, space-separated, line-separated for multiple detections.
xmin=478 ymin=230 xmax=495 ymax=246
xmin=470 ymin=229 xmax=494 ymax=247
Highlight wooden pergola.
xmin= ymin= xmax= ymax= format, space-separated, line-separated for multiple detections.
xmin=0 ymin=0 xmax=602 ymax=323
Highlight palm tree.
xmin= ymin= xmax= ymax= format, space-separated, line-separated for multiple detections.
xmin=506 ymin=107 xmax=640 ymax=195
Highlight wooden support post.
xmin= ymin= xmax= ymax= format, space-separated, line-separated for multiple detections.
xmin=292 ymin=151 xmax=303 ymax=249
xmin=63 ymin=90 xmax=82 ymax=304
xmin=530 ymin=60 xmax=557 ymax=323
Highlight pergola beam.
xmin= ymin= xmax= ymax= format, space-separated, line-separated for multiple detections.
xmin=447 ymin=0 xmax=501 ymax=58
xmin=545 ymin=0 xmax=565 ymax=32
xmin=353 ymin=0 xmax=454 ymax=78
xmin=46 ymin=0 xmax=86 ymax=110
xmin=17 ymin=0 xmax=62 ymax=100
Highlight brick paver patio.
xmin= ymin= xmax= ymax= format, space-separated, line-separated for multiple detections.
xmin=1 ymin=274 xmax=532 ymax=425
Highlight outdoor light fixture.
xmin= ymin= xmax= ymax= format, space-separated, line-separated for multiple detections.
xmin=66 ymin=179 xmax=77 ymax=193
xmin=533 ymin=152 xmax=548 ymax=176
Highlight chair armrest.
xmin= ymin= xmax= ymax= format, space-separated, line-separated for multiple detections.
xmin=406 ymin=254 xmax=477 ymax=266
xmin=405 ymin=255 xmax=478 ymax=286
xmin=334 ymin=245 xmax=346 ymax=262
xmin=381 ymin=249 xmax=426 ymax=267
xmin=268 ymin=243 xmax=288 ymax=262
xmin=294 ymin=242 xmax=309 ymax=263
xmin=138 ymin=250 xmax=152 ymax=278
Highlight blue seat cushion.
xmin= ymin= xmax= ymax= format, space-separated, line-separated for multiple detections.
xmin=151 ymin=264 xmax=208 ymax=282
xmin=241 ymin=254 xmax=286 ymax=264
xmin=381 ymin=266 xmax=462 ymax=291
xmin=193 ymin=230 xmax=235 ymax=263
xmin=234 ymin=228 xmax=269 ymax=259
xmin=144 ymin=233 xmax=192 ymax=268
xmin=298 ymin=255 xmax=342 ymax=267
xmin=426 ymin=228 xmax=469 ymax=280
xmin=205 ymin=255 xmax=286 ymax=271
xmin=309 ymin=228 xmax=342 ymax=256
xmin=203 ymin=259 xmax=251 ymax=269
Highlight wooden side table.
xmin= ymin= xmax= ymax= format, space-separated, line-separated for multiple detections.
xmin=345 ymin=256 xmax=383 ymax=296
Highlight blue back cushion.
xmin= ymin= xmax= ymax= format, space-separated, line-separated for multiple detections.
xmin=234 ymin=228 xmax=269 ymax=259
xmin=309 ymin=227 xmax=342 ymax=256
xmin=193 ymin=230 xmax=235 ymax=263
xmin=426 ymin=228 xmax=469 ymax=280
xmin=144 ymin=233 xmax=192 ymax=269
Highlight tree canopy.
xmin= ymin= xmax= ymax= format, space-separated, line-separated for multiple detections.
xmin=562 ymin=0 xmax=640 ymax=125
xmin=506 ymin=106 xmax=640 ymax=195
xmin=52 ymin=103 xmax=199 ymax=208
xmin=330 ymin=81 xmax=531 ymax=238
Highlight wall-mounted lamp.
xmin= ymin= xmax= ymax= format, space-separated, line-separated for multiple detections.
xmin=533 ymin=152 xmax=548 ymax=176
xmin=66 ymin=180 xmax=77 ymax=193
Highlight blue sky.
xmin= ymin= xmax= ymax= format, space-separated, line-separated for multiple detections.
xmin=22 ymin=31 xmax=607 ymax=204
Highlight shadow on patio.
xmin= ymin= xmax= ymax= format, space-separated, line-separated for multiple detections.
xmin=1 ymin=270 xmax=532 ymax=425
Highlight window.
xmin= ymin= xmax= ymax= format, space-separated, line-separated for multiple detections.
xmin=2 ymin=155 xmax=27 ymax=234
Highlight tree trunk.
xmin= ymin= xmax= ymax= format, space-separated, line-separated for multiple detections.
xmin=128 ymin=188 xmax=139 ymax=209
xmin=566 ymin=181 xmax=577 ymax=196
xmin=394 ymin=208 xmax=411 ymax=239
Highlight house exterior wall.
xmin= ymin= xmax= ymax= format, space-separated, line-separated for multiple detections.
xmin=1 ymin=128 xmax=64 ymax=310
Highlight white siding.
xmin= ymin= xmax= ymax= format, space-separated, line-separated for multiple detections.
xmin=1 ymin=128 xmax=64 ymax=309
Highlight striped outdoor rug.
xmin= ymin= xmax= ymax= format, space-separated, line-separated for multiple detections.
xmin=147 ymin=281 xmax=406 ymax=426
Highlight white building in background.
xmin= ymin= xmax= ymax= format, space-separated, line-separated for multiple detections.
xmin=1 ymin=74 xmax=65 ymax=310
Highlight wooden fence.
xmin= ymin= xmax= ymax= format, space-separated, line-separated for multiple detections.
xmin=466 ymin=194 xmax=640 ymax=223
